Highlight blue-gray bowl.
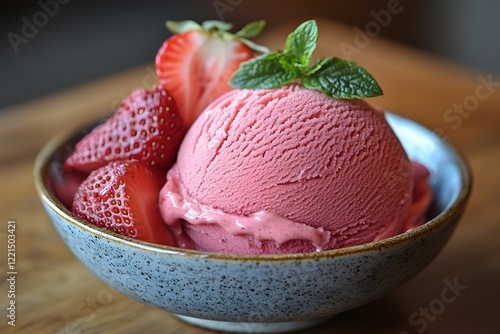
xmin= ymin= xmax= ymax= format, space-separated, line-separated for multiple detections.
xmin=34 ymin=113 xmax=471 ymax=333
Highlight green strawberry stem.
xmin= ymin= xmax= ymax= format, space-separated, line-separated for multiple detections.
xmin=166 ymin=19 xmax=269 ymax=54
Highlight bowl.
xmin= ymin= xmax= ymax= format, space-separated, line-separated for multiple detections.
xmin=34 ymin=112 xmax=471 ymax=333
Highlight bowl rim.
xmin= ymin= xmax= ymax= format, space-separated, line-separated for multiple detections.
xmin=34 ymin=113 xmax=472 ymax=261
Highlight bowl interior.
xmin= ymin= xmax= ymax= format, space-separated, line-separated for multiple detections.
xmin=386 ymin=113 xmax=468 ymax=219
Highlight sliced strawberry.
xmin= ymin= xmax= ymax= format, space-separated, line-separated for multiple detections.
xmin=72 ymin=160 xmax=176 ymax=246
xmin=48 ymin=163 xmax=89 ymax=210
xmin=156 ymin=20 xmax=267 ymax=127
xmin=65 ymin=85 xmax=186 ymax=173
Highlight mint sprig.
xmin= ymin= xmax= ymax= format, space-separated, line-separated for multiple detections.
xmin=230 ymin=20 xmax=383 ymax=99
xmin=230 ymin=53 xmax=297 ymax=89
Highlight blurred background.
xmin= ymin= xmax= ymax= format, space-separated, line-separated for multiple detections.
xmin=1 ymin=0 xmax=499 ymax=109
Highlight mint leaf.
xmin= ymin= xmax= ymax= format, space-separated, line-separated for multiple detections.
xmin=285 ymin=20 xmax=318 ymax=67
xmin=230 ymin=53 xmax=298 ymax=89
xmin=301 ymin=57 xmax=383 ymax=98
xmin=306 ymin=57 xmax=331 ymax=75
xmin=277 ymin=51 xmax=299 ymax=72
xmin=229 ymin=19 xmax=383 ymax=99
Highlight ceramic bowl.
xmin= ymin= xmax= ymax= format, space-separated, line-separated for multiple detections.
xmin=34 ymin=113 xmax=471 ymax=333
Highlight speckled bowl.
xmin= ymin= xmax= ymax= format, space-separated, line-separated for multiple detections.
xmin=34 ymin=113 xmax=471 ymax=333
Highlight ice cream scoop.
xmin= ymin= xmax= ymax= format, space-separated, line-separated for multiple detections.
xmin=159 ymin=84 xmax=432 ymax=254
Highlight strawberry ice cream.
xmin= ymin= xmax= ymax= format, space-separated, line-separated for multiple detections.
xmin=159 ymin=84 xmax=432 ymax=254
xmin=59 ymin=19 xmax=432 ymax=253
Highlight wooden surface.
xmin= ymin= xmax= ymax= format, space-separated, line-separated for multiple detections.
xmin=1 ymin=19 xmax=499 ymax=334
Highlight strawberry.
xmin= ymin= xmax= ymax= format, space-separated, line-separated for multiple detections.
xmin=72 ymin=160 xmax=176 ymax=246
xmin=65 ymin=85 xmax=186 ymax=173
xmin=155 ymin=20 xmax=268 ymax=127
xmin=48 ymin=163 xmax=89 ymax=210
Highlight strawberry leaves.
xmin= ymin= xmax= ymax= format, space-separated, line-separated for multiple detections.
xmin=165 ymin=19 xmax=269 ymax=54
xmin=230 ymin=20 xmax=383 ymax=99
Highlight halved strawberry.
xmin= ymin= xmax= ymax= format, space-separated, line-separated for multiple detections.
xmin=48 ymin=162 xmax=89 ymax=210
xmin=156 ymin=20 xmax=268 ymax=127
xmin=72 ymin=160 xmax=176 ymax=246
xmin=65 ymin=85 xmax=186 ymax=173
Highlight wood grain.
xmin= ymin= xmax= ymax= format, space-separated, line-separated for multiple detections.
xmin=1 ymin=19 xmax=499 ymax=334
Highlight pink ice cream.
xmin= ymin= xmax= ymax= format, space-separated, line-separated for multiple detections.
xmin=159 ymin=84 xmax=432 ymax=254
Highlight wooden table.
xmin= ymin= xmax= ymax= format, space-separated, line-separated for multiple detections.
xmin=1 ymin=19 xmax=499 ymax=334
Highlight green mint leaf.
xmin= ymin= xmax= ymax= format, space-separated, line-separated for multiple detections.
xmin=306 ymin=57 xmax=331 ymax=75
xmin=279 ymin=51 xmax=311 ymax=72
xmin=236 ymin=20 xmax=266 ymax=38
xmin=285 ymin=20 xmax=318 ymax=67
xmin=230 ymin=19 xmax=383 ymax=99
xmin=301 ymin=57 xmax=383 ymax=99
xmin=230 ymin=53 xmax=298 ymax=89
xmin=277 ymin=51 xmax=299 ymax=72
